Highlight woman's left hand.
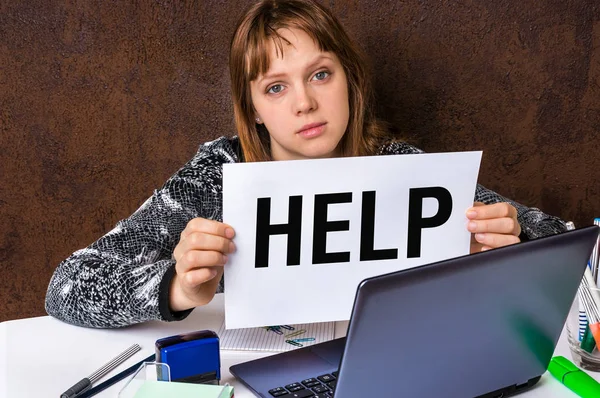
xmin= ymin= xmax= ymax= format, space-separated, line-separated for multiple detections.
xmin=466 ymin=202 xmax=521 ymax=253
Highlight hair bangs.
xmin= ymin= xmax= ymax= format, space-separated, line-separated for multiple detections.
xmin=244 ymin=13 xmax=336 ymax=83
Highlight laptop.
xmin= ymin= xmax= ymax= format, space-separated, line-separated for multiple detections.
xmin=229 ymin=225 xmax=599 ymax=398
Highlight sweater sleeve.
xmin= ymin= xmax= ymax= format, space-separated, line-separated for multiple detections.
xmin=473 ymin=185 xmax=567 ymax=239
xmin=45 ymin=137 xmax=237 ymax=328
xmin=378 ymin=140 xmax=567 ymax=240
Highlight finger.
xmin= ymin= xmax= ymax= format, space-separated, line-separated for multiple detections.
xmin=470 ymin=242 xmax=493 ymax=254
xmin=467 ymin=217 xmax=520 ymax=235
xmin=177 ymin=250 xmax=228 ymax=271
xmin=470 ymin=233 xmax=495 ymax=249
xmin=181 ymin=266 xmax=223 ymax=288
xmin=470 ymin=242 xmax=484 ymax=254
xmin=179 ymin=231 xmax=235 ymax=254
xmin=181 ymin=218 xmax=235 ymax=240
xmin=466 ymin=202 xmax=517 ymax=220
xmin=474 ymin=232 xmax=520 ymax=248
xmin=174 ymin=236 xmax=234 ymax=265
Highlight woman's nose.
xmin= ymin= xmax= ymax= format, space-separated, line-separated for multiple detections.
xmin=294 ymin=85 xmax=318 ymax=115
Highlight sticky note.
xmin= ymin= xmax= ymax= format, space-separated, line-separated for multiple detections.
xmin=132 ymin=380 xmax=234 ymax=398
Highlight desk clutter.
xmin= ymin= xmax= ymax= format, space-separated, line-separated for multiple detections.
xmin=119 ymin=330 xmax=228 ymax=397
xmin=61 ymin=323 xmax=336 ymax=397
xmin=118 ymin=361 xmax=233 ymax=398
xmin=62 ymin=330 xmax=230 ymax=398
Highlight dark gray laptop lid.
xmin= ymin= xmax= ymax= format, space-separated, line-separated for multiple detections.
xmin=335 ymin=226 xmax=599 ymax=398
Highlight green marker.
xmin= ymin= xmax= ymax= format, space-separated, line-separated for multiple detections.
xmin=548 ymin=356 xmax=600 ymax=398
xmin=581 ymin=325 xmax=596 ymax=354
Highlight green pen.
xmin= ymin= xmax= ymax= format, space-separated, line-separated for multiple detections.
xmin=581 ymin=325 xmax=596 ymax=354
xmin=548 ymin=356 xmax=600 ymax=398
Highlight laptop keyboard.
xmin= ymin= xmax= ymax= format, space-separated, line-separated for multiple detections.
xmin=268 ymin=371 xmax=338 ymax=397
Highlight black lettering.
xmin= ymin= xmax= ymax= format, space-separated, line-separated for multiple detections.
xmin=312 ymin=193 xmax=352 ymax=264
xmin=255 ymin=196 xmax=303 ymax=268
xmin=360 ymin=191 xmax=398 ymax=261
xmin=407 ymin=187 xmax=453 ymax=258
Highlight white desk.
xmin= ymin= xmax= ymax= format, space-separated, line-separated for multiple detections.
xmin=0 ymin=294 xmax=594 ymax=397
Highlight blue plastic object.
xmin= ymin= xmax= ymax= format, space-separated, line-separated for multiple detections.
xmin=155 ymin=330 xmax=221 ymax=384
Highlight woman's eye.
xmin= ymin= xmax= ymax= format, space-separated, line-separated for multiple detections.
xmin=267 ymin=85 xmax=283 ymax=94
xmin=313 ymin=71 xmax=329 ymax=81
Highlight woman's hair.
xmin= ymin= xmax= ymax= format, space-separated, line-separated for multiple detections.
xmin=229 ymin=0 xmax=390 ymax=162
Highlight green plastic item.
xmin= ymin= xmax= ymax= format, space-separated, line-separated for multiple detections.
xmin=581 ymin=325 xmax=596 ymax=354
xmin=132 ymin=381 xmax=234 ymax=398
xmin=548 ymin=356 xmax=600 ymax=398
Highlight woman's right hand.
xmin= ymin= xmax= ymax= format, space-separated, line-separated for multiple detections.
xmin=169 ymin=218 xmax=236 ymax=312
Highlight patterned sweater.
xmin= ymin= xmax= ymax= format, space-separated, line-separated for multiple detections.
xmin=45 ymin=136 xmax=567 ymax=328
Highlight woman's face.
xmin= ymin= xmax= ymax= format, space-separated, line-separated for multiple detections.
xmin=250 ymin=28 xmax=350 ymax=161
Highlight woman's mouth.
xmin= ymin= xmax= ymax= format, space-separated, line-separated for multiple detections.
xmin=296 ymin=122 xmax=327 ymax=138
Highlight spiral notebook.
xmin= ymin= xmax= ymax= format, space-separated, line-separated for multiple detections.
xmin=216 ymin=321 xmax=335 ymax=352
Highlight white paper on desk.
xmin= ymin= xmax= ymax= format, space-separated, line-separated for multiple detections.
xmin=217 ymin=321 xmax=335 ymax=352
xmin=223 ymin=151 xmax=482 ymax=329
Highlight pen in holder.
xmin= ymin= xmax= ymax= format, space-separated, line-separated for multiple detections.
xmin=566 ymin=282 xmax=600 ymax=372
xmin=118 ymin=362 xmax=233 ymax=398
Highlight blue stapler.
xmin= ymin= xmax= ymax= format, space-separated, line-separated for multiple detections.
xmin=155 ymin=330 xmax=221 ymax=384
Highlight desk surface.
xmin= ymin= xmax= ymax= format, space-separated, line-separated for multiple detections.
xmin=0 ymin=294 xmax=595 ymax=397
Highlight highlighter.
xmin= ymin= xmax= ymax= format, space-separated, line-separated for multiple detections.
xmin=547 ymin=356 xmax=600 ymax=398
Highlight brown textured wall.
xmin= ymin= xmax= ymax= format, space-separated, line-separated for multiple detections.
xmin=1 ymin=0 xmax=599 ymax=322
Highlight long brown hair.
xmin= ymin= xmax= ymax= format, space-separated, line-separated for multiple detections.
xmin=229 ymin=0 xmax=390 ymax=162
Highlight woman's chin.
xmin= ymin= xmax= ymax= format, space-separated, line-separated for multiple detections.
xmin=300 ymin=148 xmax=339 ymax=160
xmin=299 ymin=140 xmax=342 ymax=159
xmin=272 ymin=139 xmax=342 ymax=161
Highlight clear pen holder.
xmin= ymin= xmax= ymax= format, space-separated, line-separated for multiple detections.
xmin=118 ymin=362 xmax=232 ymax=398
xmin=566 ymin=288 xmax=600 ymax=372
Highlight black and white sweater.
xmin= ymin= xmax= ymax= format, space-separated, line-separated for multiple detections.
xmin=45 ymin=136 xmax=567 ymax=328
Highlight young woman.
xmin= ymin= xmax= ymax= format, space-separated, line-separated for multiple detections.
xmin=45 ymin=0 xmax=566 ymax=328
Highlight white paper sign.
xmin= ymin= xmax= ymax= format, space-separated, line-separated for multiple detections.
xmin=223 ymin=151 xmax=482 ymax=329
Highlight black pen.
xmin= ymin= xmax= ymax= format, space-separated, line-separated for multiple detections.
xmin=60 ymin=344 xmax=142 ymax=398
xmin=77 ymin=353 xmax=156 ymax=398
